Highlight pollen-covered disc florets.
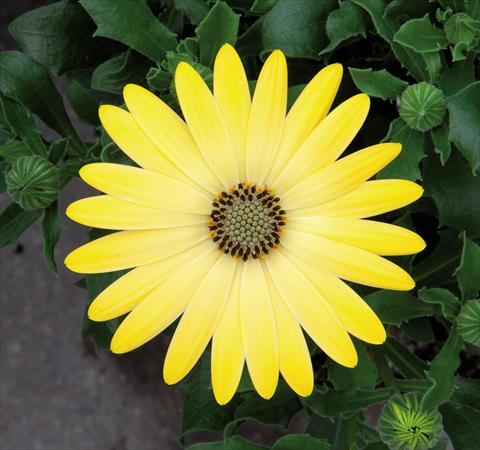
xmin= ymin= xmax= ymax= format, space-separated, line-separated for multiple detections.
xmin=209 ymin=183 xmax=286 ymax=260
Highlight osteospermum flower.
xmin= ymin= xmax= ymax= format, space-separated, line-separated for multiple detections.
xmin=65 ymin=44 xmax=425 ymax=404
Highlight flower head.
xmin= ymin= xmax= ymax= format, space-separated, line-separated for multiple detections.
xmin=65 ymin=44 xmax=424 ymax=404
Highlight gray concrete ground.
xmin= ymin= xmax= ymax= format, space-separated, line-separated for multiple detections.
xmin=1 ymin=181 xmax=184 ymax=450
xmin=1 ymin=2 xmax=185 ymax=448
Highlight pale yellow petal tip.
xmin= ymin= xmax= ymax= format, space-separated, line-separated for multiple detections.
xmin=367 ymin=325 xmax=387 ymax=345
xmin=98 ymin=104 xmax=116 ymax=122
xmin=87 ymin=301 xmax=109 ymax=323
xmin=123 ymin=83 xmax=144 ymax=99
xmin=64 ymin=251 xmax=80 ymax=273
xmin=175 ymin=61 xmax=195 ymax=78
xmin=291 ymin=378 xmax=314 ymax=398
xmin=163 ymin=367 xmax=184 ymax=386
xmin=213 ymin=388 xmax=236 ymax=406
xmin=218 ymin=42 xmax=236 ymax=55
xmin=268 ymin=49 xmax=287 ymax=63
xmin=325 ymin=62 xmax=343 ymax=77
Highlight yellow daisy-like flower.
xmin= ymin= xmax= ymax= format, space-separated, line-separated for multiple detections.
xmin=65 ymin=44 xmax=425 ymax=404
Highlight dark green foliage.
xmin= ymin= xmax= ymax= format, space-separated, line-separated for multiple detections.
xmin=2 ymin=0 xmax=479 ymax=447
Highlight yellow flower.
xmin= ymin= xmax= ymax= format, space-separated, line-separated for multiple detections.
xmin=65 ymin=44 xmax=424 ymax=404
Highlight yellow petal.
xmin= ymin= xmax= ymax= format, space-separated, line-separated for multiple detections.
xmin=240 ymin=260 xmax=279 ymax=399
xmin=287 ymin=216 xmax=426 ymax=256
xmin=266 ymin=273 xmax=313 ymax=397
xmin=175 ymin=62 xmax=238 ymax=188
xmin=212 ymin=267 xmax=245 ymax=405
xmin=88 ymin=241 xmax=213 ymax=321
xmin=110 ymin=245 xmax=220 ymax=353
xmin=245 ymin=50 xmax=287 ymax=184
xmin=67 ymin=195 xmax=207 ymax=230
xmin=282 ymin=230 xmax=415 ymax=290
xmin=266 ymin=63 xmax=343 ymax=184
xmin=265 ymin=250 xmax=357 ymax=368
xmin=295 ymin=180 xmax=424 ymax=218
xmin=164 ymin=255 xmax=237 ymax=384
xmin=274 ymin=94 xmax=370 ymax=192
xmin=284 ymin=248 xmax=386 ymax=344
xmin=64 ymin=226 xmax=206 ymax=273
xmin=123 ymin=84 xmax=222 ymax=193
xmin=79 ymin=163 xmax=212 ymax=214
xmin=214 ymin=44 xmax=251 ymax=180
xmin=282 ymin=143 xmax=401 ymax=211
xmin=98 ymin=105 xmax=190 ymax=184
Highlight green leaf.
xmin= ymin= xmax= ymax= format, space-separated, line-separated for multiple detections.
xmin=450 ymin=377 xmax=480 ymax=411
xmin=41 ymin=201 xmax=63 ymax=275
xmin=262 ymin=0 xmax=336 ymax=58
xmin=457 ymin=300 xmax=480 ymax=347
xmin=66 ymin=69 xmax=107 ymax=125
xmin=351 ymin=0 xmax=437 ymax=81
xmin=0 ymin=96 xmax=47 ymax=157
xmin=147 ymin=67 xmax=173 ymax=92
xmin=80 ymin=0 xmax=177 ymax=62
xmin=174 ymin=0 xmax=209 ymax=25
xmin=384 ymin=338 xmax=428 ymax=379
xmin=455 ymin=232 xmax=480 ymax=300
xmin=394 ymin=15 xmax=448 ymax=52
xmin=271 ymin=434 xmax=331 ymax=450
xmin=236 ymin=16 xmax=265 ymax=56
xmin=8 ymin=0 xmax=101 ymax=76
xmin=0 ymin=139 xmax=33 ymax=163
xmin=48 ymin=137 xmax=70 ymax=164
xmin=430 ymin=122 xmax=452 ymax=165
xmin=0 ymin=51 xmax=84 ymax=154
xmin=439 ymin=54 xmax=475 ymax=96
xmin=326 ymin=341 xmax=378 ymax=391
xmin=348 ymin=68 xmax=408 ymax=101
xmin=196 ymin=1 xmax=240 ymax=67
xmin=421 ymin=329 xmax=463 ymax=411
xmin=412 ymin=229 xmax=463 ymax=287
xmin=446 ymin=81 xmax=480 ymax=172
xmin=91 ymin=50 xmax=150 ymax=95
xmin=320 ymin=1 xmax=366 ymax=54
xmin=423 ymin=151 xmax=480 ymax=237
xmin=303 ymin=387 xmax=393 ymax=417
xmin=0 ymin=202 xmax=42 ymax=247
xmin=379 ymin=118 xmax=425 ymax=181
xmin=364 ymin=290 xmax=438 ymax=326
xmin=188 ymin=435 xmax=267 ymax=450
xmin=179 ymin=355 xmax=239 ymax=445
xmin=444 ymin=12 xmax=480 ymax=45
xmin=418 ymin=287 xmax=461 ymax=321
xmin=440 ymin=403 xmax=480 ymax=450
xmin=250 ymin=0 xmax=278 ymax=14
xmin=225 ymin=381 xmax=302 ymax=436
xmin=402 ymin=317 xmax=436 ymax=343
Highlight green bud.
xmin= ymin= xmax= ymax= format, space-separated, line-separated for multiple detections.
xmin=6 ymin=155 xmax=60 ymax=210
xmin=457 ymin=299 xmax=480 ymax=347
xmin=380 ymin=392 xmax=443 ymax=450
xmin=444 ymin=13 xmax=480 ymax=46
xmin=399 ymin=82 xmax=447 ymax=131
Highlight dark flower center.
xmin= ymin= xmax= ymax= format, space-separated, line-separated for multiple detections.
xmin=209 ymin=183 xmax=286 ymax=260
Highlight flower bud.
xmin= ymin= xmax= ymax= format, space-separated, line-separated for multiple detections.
xmin=6 ymin=155 xmax=60 ymax=210
xmin=399 ymin=82 xmax=446 ymax=131
xmin=457 ymin=299 xmax=480 ymax=347
xmin=380 ymin=392 xmax=443 ymax=450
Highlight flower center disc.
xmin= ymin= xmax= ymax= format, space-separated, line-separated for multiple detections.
xmin=209 ymin=183 xmax=286 ymax=260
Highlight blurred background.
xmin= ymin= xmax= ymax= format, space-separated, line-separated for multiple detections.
xmin=0 ymin=2 xmax=187 ymax=449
